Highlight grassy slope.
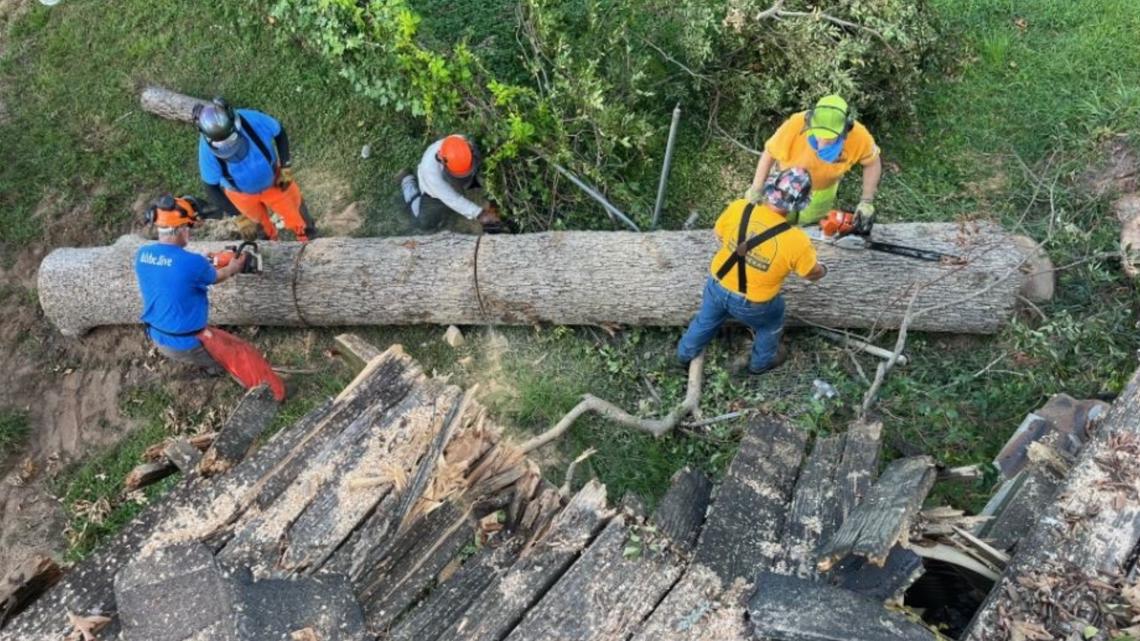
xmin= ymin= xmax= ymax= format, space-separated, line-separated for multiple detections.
xmin=4 ymin=0 xmax=1140 ymax=559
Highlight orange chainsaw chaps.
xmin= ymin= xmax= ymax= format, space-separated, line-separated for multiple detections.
xmin=196 ymin=327 xmax=286 ymax=402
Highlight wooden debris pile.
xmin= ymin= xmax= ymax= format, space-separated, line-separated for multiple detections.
xmin=12 ymin=335 xmax=1138 ymax=641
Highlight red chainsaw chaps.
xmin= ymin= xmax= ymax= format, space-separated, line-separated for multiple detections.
xmin=196 ymin=327 xmax=286 ymax=402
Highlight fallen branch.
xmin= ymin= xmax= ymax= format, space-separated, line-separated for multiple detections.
xmin=860 ymin=287 xmax=920 ymax=415
xmin=754 ymin=0 xmax=898 ymax=56
xmin=519 ymin=354 xmax=705 ymax=453
xmin=560 ymin=447 xmax=598 ymax=497
xmin=817 ymin=328 xmax=909 ymax=366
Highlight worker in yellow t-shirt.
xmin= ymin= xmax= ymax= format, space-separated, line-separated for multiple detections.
xmin=745 ymin=95 xmax=882 ymax=230
xmin=677 ymin=168 xmax=828 ymax=376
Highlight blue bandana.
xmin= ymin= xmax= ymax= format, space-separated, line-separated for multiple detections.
xmin=809 ymin=134 xmax=846 ymax=163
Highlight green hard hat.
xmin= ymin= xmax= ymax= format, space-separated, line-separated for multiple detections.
xmin=806 ymin=95 xmax=852 ymax=138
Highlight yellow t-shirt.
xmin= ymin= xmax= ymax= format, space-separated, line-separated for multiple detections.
xmin=764 ymin=111 xmax=879 ymax=191
xmin=709 ymin=200 xmax=818 ymax=302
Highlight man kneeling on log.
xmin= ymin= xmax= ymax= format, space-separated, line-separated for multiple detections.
xmin=677 ymin=168 xmax=828 ymax=376
xmin=135 ymin=195 xmax=286 ymax=401
xmin=398 ymin=134 xmax=505 ymax=233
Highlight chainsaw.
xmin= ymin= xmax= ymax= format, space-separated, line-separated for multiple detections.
xmin=209 ymin=241 xmax=263 ymax=274
xmin=810 ymin=210 xmax=966 ymax=265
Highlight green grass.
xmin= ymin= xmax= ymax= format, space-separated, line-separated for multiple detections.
xmin=52 ymin=386 xmax=178 ymax=561
xmin=0 ymin=408 xmax=30 ymax=457
xmin=0 ymin=0 xmax=426 ymax=251
xmin=9 ymin=0 xmax=1140 ymax=520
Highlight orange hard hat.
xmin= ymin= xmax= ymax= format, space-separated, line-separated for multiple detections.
xmin=148 ymin=195 xmax=201 ymax=229
xmin=438 ymin=135 xmax=476 ymax=178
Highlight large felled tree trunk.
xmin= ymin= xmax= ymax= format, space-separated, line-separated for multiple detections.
xmin=962 ymin=365 xmax=1140 ymax=641
xmin=39 ymin=226 xmax=1045 ymax=336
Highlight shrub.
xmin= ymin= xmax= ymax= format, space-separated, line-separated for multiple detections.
xmin=263 ymin=0 xmax=936 ymax=229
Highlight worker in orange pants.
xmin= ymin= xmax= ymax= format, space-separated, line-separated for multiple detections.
xmin=223 ymin=177 xmax=311 ymax=242
xmin=195 ymin=97 xmax=317 ymax=242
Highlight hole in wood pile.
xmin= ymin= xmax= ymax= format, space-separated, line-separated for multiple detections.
xmin=904 ymin=558 xmax=994 ymax=638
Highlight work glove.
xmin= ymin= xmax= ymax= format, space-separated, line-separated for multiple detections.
xmin=276 ymin=166 xmax=295 ymax=190
xmin=745 ymin=186 xmax=763 ymax=204
xmin=853 ymin=200 xmax=875 ymax=236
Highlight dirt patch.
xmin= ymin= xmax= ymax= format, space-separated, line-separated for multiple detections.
xmin=322 ymin=201 xmax=365 ymax=237
xmin=298 ymin=169 xmax=352 ymax=228
xmin=1083 ymin=136 xmax=1140 ymax=197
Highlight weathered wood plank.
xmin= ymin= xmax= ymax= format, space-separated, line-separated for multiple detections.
xmin=818 ymin=456 xmax=936 ymax=571
xmin=832 ymin=419 xmax=883 ymax=530
xmin=356 ymin=502 xmax=473 ymax=633
xmin=0 ymin=395 xmax=341 ymax=641
xmin=439 ymin=481 xmax=612 ymax=641
xmin=652 ymin=467 xmax=713 ymax=552
xmin=0 ymin=557 xmax=62 ymax=627
xmin=693 ymin=416 xmax=808 ymax=583
xmin=777 ymin=434 xmax=844 ymax=578
xmin=823 ymin=545 xmax=925 ymax=603
xmin=747 ymin=571 xmax=939 ymax=641
xmin=963 ymin=367 xmax=1140 ymax=641
xmin=387 ymin=539 xmax=524 ymax=641
xmin=124 ymin=460 xmax=176 ymax=491
xmin=504 ymin=515 xmax=685 ymax=641
xmin=223 ymin=378 xmax=458 ymax=575
xmin=163 ymin=439 xmax=203 ymax=474
xmin=627 ymin=564 xmax=752 ymax=641
xmin=335 ymin=332 xmax=384 ymax=372
xmin=199 ymin=385 xmax=279 ymax=476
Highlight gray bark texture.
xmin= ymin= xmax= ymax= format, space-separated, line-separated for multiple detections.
xmin=140 ymin=85 xmax=210 ymax=123
xmin=963 ymin=365 xmax=1140 ymax=641
xmin=40 ymin=223 xmax=1044 ymax=336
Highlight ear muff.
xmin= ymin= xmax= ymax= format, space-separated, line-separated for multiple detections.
xmin=147 ymin=195 xmax=200 ymax=228
xmin=803 ymin=103 xmax=856 ymax=137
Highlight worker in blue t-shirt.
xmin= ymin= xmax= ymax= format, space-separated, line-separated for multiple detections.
xmin=135 ymin=195 xmax=251 ymax=370
xmin=195 ymin=97 xmax=317 ymax=242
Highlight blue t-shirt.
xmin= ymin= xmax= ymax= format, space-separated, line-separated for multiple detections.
xmin=198 ymin=109 xmax=282 ymax=194
xmin=135 ymin=243 xmax=217 ymax=350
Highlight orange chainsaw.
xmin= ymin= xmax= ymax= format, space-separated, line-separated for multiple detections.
xmin=814 ymin=210 xmax=965 ymax=265
xmin=209 ymin=241 xmax=263 ymax=274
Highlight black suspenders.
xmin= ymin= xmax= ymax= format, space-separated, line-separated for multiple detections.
xmin=217 ymin=123 xmax=274 ymax=192
xmin=714 ymin=203 xmax=792 ymax=294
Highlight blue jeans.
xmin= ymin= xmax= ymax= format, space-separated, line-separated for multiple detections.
xmin=677 ymin=277 xmax=786 ymax=371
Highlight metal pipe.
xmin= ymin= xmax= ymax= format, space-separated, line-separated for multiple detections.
xmin=548 ymin=161 xmax=640 ymax=232
xmin=651 ymin=103 xmax=682 ymax=230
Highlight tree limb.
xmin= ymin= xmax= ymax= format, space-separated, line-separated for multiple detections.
xmin=519 ymin=354 xmax=705 ymax=453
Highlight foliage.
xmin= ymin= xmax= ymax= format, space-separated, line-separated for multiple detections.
xmin=0 ymin=409 xmax=30 ymax=457
xmin=263 ymin=0 xmax=937 ymax=229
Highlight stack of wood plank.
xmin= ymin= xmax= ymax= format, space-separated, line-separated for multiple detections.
xmin=2 ymin=337 xmax=951 ymax=641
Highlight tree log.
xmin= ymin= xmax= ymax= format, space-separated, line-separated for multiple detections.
xmin=139 ymin=85 xmax=209 ymax=124
xmin=40 ymin=224 xmax=1044 ymax=336
xmin=963 ymin=365 xmax=1140 ymax=641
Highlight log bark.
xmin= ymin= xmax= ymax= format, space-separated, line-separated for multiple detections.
xmin=963 ymin=366 xmax=1140 ymax=641
xmin=139 ymin=85 xmax=209 ymax=123
xmin=40 ymin=224 xmax=1043 ymax=337
xmin=818 ymin=456 xmax=936 ymax=571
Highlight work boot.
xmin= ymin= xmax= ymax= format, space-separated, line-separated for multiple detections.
xmin=744 ymin=344 xmax=788 ymax=377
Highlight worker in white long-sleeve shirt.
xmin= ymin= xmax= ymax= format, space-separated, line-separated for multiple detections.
xmin=398 ymin=134 xmax=503 ymax=232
